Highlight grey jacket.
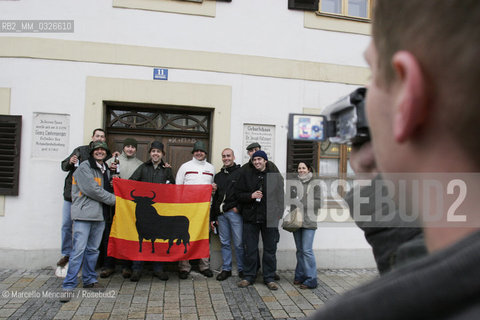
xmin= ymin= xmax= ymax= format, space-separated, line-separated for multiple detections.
xmin=71 ymin=157 xmax=116 ymax=221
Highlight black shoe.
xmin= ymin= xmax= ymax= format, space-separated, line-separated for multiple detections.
xmin=153 ymin=271 xmax=169 ymax=281
xmin=238 ymin=271 xmax=244 ymax=279
xmin=216 ymin=270 xmax=232 ymax=281
xmin=59 ymin=290 xmax=73 ymax=303
xmin=179 ymin=271 xmax=189 ymax=279
xmin=274 ymin=273 xmax=280 ymax=281
xmin=200 ymin=269 xmax=213 ymax=277
xmin=56 ymin=256 xmax=69 ymax=268
xmin=130 ymin=270 xmax=141 ymax=282
xmin=83 ymin=282 xmax=105 ymax=292
xmin=122 ymin=268 xmax=132 ymax=279
xmin=100 ymin=268 xmax=115 ymax=278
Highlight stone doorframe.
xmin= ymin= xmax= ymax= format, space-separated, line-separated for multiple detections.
xmin=84 ymin=76 xmax=232 ymax=170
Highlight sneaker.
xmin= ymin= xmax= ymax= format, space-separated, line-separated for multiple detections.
xmin=216 ymin=270 xmax=232 ymax=281
xmin=237 ymin=279 xmax=251 ymax=288
xmin=179 ymin=271 xmax=189 ymax=279
xmin=266 ymin=282 xmax=279 ymax=291
xmin=274 ymin=273 xmax=280 ymax=281
xmin=83 ymin=282 xmax=105 ymax=292
xmin=153 ymin=271 xmax=169 ymax=281
xmin=56 ymin=256 xmax=69 ymax=268
xmin=130 ymin=270 xmax=141 ymax=282
xmin=59 ymin=289 xmax=73 ymax=303
xmin=122 ymin=268 xmax=132 ymax=279
xmin=100 ymin=268 xmax=115 ymax=278
xmin=200 ymin=269 xmax=213 ymax=277
xmin=238 ymin=271 xmax=244 ymax=279
xmin=55 ymin=264 xmax=68 ymax=278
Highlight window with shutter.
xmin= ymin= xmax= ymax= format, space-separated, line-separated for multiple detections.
xmin=286 ymin=139 xmax=318 ymax=173
xmin=288 ymin=0 xmax=319 ymax=11
xmin=0 ymin=115 xmax=21 ymax=196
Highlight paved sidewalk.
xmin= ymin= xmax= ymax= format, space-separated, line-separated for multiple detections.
xmin=0 ymin=268 xmax=377 ymax=320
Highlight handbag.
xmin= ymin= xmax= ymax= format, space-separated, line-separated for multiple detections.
xmin=281 ymin=207 xmax=303 ymax=232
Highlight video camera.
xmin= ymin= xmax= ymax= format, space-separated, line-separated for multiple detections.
xmin=287 ymin=87 xmax=369 ymax=145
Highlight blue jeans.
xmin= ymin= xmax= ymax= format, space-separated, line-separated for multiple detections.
xmin=293 ymin=228 xmax=318 ymax=288
xmin=243 ymin=223 xmax=278 ymax=284
xmin=61 ymin=201 xmax=73 ymax=257
xmin=218 ymin=210 xmax=244 ymax=272
xmin=63 ymin=220 xmax=105 ymax=290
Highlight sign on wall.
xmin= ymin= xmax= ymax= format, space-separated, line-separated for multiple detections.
xmin=153 ymin=68 xmax=168 ymax=80
xmin=242 ymin=123 xmax=275 ymax=164
xmin=32 ymin=112 xmax=70 ymax=159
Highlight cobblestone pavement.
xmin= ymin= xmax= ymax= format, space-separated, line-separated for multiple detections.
xmin=0 ymin=268 xmax=377 ymax=320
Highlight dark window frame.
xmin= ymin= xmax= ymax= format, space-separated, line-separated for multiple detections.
xmin=0 ymin=115 xmax=22 ymax=196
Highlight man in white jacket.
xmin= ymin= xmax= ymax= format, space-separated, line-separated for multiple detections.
xmin=176 ymin=141 xmax=216 ymax=279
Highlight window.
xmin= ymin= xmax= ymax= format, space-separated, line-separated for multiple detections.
xmin=286 ymin=140 xmax=353 ymax=209
xmin=318 ymin=141 xmax=353 ymax=179
xmin=289 ymin=0 xmax=319 ymax=11
xmin=106 ymin=106 xmax=210 ymax=134
xmin=286 ymin=139 xmax=318 ymax=173
xmin=0 ymin=115 xmax=22 ymax=196
xmin=319 ymin=0 xmax=372 ymax=20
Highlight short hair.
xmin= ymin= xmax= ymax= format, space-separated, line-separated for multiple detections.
xmin=222 ymin=148 xmax=235 ymax=156
xmin=92 ymin=128 xmax=105 ymax=136
xmin=373 ymin=0 xmax=480 ymax=162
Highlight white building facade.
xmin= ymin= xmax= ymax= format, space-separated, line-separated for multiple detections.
xmin=0 ymin=0 xmax=375 ymax=269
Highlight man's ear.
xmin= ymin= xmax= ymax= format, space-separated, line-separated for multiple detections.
xmin=391 ymin=51 xmax=429 ymax=143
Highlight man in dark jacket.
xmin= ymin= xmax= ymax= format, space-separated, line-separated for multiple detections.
xmin=211 ymin=148 xmax=243 ymax=281
xmin=242 ymin=142 xmax=281 ymax=281
xmin=236 ymin=150 xmax=284 ymax=290
xmin=57 ymin=128 xmax=108 ymax=270
xmin=128 ymin=141 xmax=175 ymax=281
xmin=242 ymin=142 xmax=280 ymax=174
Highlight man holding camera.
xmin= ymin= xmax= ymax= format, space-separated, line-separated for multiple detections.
xmin=309 ymin=1 xmax=480 ymax=318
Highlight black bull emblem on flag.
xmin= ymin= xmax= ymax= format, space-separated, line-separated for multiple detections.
xmin=130 ymin=190 xmax=191 ymax=254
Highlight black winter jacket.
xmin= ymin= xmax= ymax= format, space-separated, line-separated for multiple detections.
xmin=236 ymin=165 xmax=284 ymax=225
xmin=129 ymin=159 xmax=175 ymax=184
xmin=211 ymin=164 xmax=241 ymax=221
xmin=61 ymin=144 xmax=92 ymax=201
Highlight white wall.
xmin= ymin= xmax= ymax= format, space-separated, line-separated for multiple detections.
xmin=0 ymin=0 xmax=369 ymax=65
xmin=0 ymin=0 xmax=375 ymax=269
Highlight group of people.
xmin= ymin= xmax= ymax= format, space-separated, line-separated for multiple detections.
xmin=210 ymin=143 xmax=321 ymax=290
xmin=58 ymin=132 xmax=321 ymax=301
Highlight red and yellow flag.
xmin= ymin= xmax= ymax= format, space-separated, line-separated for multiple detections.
xmin=108 ymin=178 xmax=212 ymax=262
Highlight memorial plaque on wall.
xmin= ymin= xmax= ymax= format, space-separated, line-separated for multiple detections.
xmin=242 ymin=123 xmax=275 ymax=164
xmin=32 ymin=113 xmax=70 ymax=159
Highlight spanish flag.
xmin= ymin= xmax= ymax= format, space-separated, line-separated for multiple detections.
xmin=108 ymin=178 xmax=212 ymax=262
